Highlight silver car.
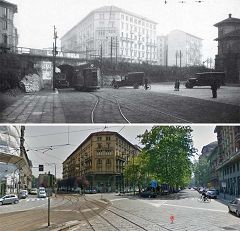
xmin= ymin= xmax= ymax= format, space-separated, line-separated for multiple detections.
xmin=0 ymin=194 xmax=19 ymax=205
xmin=228 ymin=198 xmax=240 ymax=217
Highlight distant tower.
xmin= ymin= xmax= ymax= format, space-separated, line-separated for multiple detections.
xmin=214 ymin=14 xmax=240 ymax=83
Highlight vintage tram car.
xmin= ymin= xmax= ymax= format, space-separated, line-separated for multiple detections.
xmin=73 ymin=67 xmax=101 ymax=91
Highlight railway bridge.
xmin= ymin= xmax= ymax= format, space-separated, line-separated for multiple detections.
xmin=14 ymin=47 xmax=99 ymax=88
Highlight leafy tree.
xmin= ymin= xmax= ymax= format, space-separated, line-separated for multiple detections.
xmin=193 ymin=157 xmax=210 ymax=187
xmin=138 ymin=126 xmax=196 ymax=190
xmin=124 ymin=151 xmax=152 ymax=193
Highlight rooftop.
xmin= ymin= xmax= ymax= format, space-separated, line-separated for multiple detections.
xmin=214 ymin=14 xmax=240 ymax=27
xmin=0 ymin=0 xmax=17 ymax=13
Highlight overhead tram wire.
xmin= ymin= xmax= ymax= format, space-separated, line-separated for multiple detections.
xmin=24 ymin=126 xmax=120 ymax=138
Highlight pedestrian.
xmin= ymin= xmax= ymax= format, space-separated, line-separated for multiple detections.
xmin=177 ymin=80 xmax=180 ymax=91
xmin=174 ymin=79 xmax=178 ymax=91
xmin=211 ymin=80 xmax=218 ymax=98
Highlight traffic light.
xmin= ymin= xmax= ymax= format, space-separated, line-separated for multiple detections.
xmin=39 ymin=165 xmax=44 ymax=171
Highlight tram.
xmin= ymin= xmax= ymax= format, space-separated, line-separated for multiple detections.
xmin=73 ymin=66 xmax=101 ymax=91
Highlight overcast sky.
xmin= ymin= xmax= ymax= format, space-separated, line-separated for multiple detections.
xmin=24 ymin=125 xmax=217 ymax=178
xmin=8 ymin=0 xmax=240 ymax=61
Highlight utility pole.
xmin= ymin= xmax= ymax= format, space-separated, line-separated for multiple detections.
xmin=179 ymin=50 xmax=182 ymax=68
xmin=86 ymin=46 xmax=88 ymax=60
xmin=52 ymin=25 xmax=58 ymax=91
xmin=175 ymin=50 xmax=178 ymax=66
xmin=115 ymin=36 xmax=118 ymax=66
xmin=110 ymin=37 xmax=113 ymax=65
xmin=100 ymin=44 xmax=103 ymax=87
xmin=165 ymin=45 xmax=168 ymax=67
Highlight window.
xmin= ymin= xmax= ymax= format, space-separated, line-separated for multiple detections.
xmin=106 ymin=136 xmax=111 ymax=141
xmin=2 ymin=20 xmax=7 ymax=30
xmin=97 ymin=143 xmax=102 ymax=149
xmin=97 ymin=137 xmax=102 ymax=141
xmin=99 ymin=13 xmax=105 ymax=19
xmin=3 ymin=7 xmax=8 ymax=18
xmin=106 ymin=159 xmax=111 ymax=165
xmin=2 ymin=34 xmax=7 ymax=45
xmin=126 ymin=16 xmax=128 ymax=21
xmin=121 ymin=14 xmax=124 ymax=20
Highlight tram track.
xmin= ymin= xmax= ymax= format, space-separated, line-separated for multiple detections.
xmin=90 ymin=91 xmax=191 ymax=123
xmin=61 ymin=196 xmax=174 ymax=231
xmin=89 ymin=93 xmax=131 ymax=123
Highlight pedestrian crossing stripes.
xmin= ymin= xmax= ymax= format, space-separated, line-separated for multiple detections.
xmin=22 ymin=198 xmax=46 ymax=202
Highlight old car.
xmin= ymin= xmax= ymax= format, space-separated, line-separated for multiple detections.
xmin=0 ymin=194 xmax=19 ymax=205
xmin=114 ymin=72 xmax=146 ymax=89
xmin=228 ymin=198 xmax=240 ymax=217
xmin=185 ymin=72 xmax=225 ymax=88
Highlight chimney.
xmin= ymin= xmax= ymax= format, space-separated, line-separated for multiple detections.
xmin=229 ymin=14 xmax=232 ymax=18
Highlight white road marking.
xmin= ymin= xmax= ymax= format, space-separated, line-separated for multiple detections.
xmin=162 ymin=203 xmax=227 ymax=213
xmin=110 ymin=198 xmax=129 ymax=202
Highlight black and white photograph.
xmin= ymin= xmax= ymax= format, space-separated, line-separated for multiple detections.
xmin=0 ymin=0 xmax=239 ymax=123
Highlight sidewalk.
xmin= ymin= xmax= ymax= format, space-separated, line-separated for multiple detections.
xmin=0 ymin=89 xmax=66 ymax=123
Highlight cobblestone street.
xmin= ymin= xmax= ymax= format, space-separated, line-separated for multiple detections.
xmin=0 ymin=84 xmax=239 ymax=123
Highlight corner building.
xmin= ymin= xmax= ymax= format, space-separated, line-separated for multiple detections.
xmin=63 ymin=131 xmax=140 ymax=192
xmin=0 ymin=0 xmax=18 ymax=52
xmin=61 ymin=6 xmax=158 ymax=64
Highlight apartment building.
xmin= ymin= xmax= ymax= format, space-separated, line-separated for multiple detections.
xmin=167 ymin=30 xmax=202 ymax=67
xmin=61 ymin=6 xmax=158 ymax=64
xmin=214 ymin=14 xmax=240 ymax=83
xmin=0 ymin=0 xmax=18 ymax=52
xmin=215 ymin=126 xmax=240 ymax=199
xmin=62 ymin=131 xmax=140 ymax=192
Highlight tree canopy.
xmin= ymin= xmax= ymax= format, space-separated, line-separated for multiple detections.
xmin=124 ymin=126 xmax=196 ymax=191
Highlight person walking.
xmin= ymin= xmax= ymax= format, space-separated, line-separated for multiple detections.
xmin=211 ymin=80 xmax=218 ymax=98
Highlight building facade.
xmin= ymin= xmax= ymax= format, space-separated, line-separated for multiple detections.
xmin=61 ymin=6 xmax=158 ymax=64
xmin=0 ymin=126 xmax=32 ymax=196
xmin=0 ymin=0 xmax=18 ymax=52
xmin=62 ymin=131 xmax=140 ymax=192
xmin=167 ymin=30 xmax=202 ymax=67
xmin=156 ymin=35 xmax=167 ymax=66
xmin=215 ymin=126 xmax=240 ymax=199
xmin=214 ymin=14 xmax=240 ymax=83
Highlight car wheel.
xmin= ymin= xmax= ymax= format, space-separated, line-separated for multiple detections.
xmin=228 ymin=206 xmax=231 ymax=213
xmin=236 ymin=210 xmax=240 ymax=217
xmin=14 ymin=200 xmax=19 ymax=204
xmin=0 ymin=202 xmax=3 ymax=205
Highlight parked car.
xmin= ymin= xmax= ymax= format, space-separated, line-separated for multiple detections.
xmin=0 ymin=194 xmax=19 ymax=205
xmin=140 ymin=190 xmax=157 ymax=198
xmin=38 ymin=188 xmax=47 ymax=198
xmin=228 ymin=198 xmax=240 ymax=217
xmin=18 ymin=190 xmax=28 ymax=199
xmin=206 ymin=189 xmax=218 ymax=199
xmin=85 ymin=189 xmax=97 ymax=194
xmin=185 ymin=72 xmax=225 ymax=88
xmin=29 ymin=188 xmax=38 ymax=195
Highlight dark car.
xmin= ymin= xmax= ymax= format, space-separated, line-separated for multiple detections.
xmin=140 ymin=190 xmax=157 ymax=198
xmin=228 ymin=198 xmax=240 ymax=217
xmin=0 ymin=194 xmax=19 ymax=205
xmin=185 ymin=72 xmax=225 ymax=89
xmin=18 ymin=190 xmax=28 ymax=199
xmin=55 ymin=73 xmax=69 ymax=88
xmin=206 ymin=189 xmax=218 ymax=199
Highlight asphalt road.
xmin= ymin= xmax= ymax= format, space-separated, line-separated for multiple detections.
xmin=0 ymin=84 xmax=239 ymax=123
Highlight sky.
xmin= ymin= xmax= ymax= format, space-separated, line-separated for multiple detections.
xmin=23 ymin=125 xmax=217 ymax=178
xmin=7 ymin=0 xmax=240 ymax=61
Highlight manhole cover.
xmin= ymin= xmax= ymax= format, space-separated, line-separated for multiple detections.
xmin=222 ymin=227 xmax=237 ymax=230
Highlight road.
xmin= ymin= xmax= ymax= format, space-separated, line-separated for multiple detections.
xmin=1 ymin=190 xmax=239 ymax=231
xmin=0 ymin=83 xmax=239 ymax=123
